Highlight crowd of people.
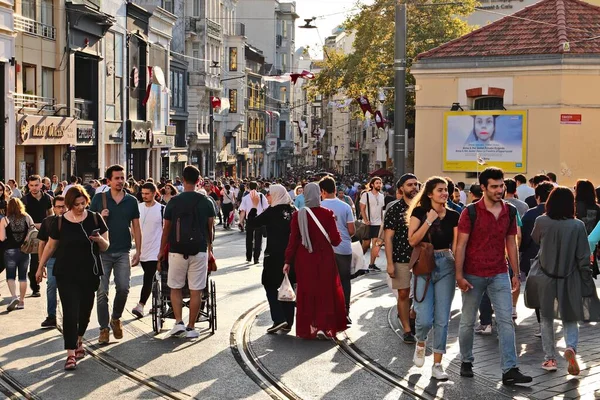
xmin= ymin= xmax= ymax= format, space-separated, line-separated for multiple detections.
xmin=0 ymin=166 xmax=598 ymax=385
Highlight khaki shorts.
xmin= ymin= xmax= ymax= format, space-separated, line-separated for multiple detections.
xmin=167 ymin=252 xmax=208 ymax=291
xmin=389 ymin=262 xmax=411 ymax=290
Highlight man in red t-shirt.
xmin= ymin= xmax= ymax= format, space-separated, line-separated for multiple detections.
xmin=454 ymin=167 xmax=532 ymax=386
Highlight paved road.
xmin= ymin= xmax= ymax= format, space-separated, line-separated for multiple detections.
xmin=1 ymin=228 xmax=600 ymax=399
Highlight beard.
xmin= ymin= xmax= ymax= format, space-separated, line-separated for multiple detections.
xmin=373 ymin=186 xmax=381 ymax=192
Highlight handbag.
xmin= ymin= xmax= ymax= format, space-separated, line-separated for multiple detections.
xmin=277 ymin=272 xmax=296 ymax=302
xmin=20 ymin=222 xmax=39 ymax=254
xmin=408 ymin=228 xmax=435 ymax=303
xmin=353 ymin=193 xmax=371 ymax=241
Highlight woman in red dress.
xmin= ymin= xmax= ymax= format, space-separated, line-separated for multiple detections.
xmin=284 ymin=182 xmax=347 ymax=339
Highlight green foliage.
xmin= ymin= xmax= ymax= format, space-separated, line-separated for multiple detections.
xmin=309 ymin=0 xmax=476 ymax=122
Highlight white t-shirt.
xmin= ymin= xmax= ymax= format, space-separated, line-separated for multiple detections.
xmin=138 ymin=202 xmax=164 ymax=262
xmin=63 ymin=184 xmax=76 ymax=194
xmin=239 ymin=190 xmax=269 ymax=216
xmin=459 ymin=190 xmax=467 ymax=206
xmin=96 ymin=185 xmax=109 ymax=194
xmin=222 ymin=189 xmax=236 ymax=205
xmin=360 ymin=191 xmax=385 ymax=225
xmin=516 ymin=184 xmax=535 ymax=201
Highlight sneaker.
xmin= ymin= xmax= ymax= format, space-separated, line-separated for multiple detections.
xmin=512 ymin=310 xmax=518 ymax=320
xmin=31 ymin=292 xmax=41 ymax=298
xmin=403 ymin=332 xmax=417 ymax=344
xmin=132 ymin=304 xmax=144 ymax=319
xmin=432 ymin=363 xmax=449 ymax=381
xmin=368 ymin=264 xmax=381 ymax=272
xmin=316 ymin=330 xmax=327 ymax=340
xmin=169 ymin=321 xmax=186 ymax=337
xmin=541 ymin=359 xmax=557 ymax=371
xmin=98 ymin=328 xmax=110 ymax=345
xmin=7 ymin=298 xmax=19 ymax=312
xmin=460 ymin=362 xmax=474 ymax=378
xmin=185 ymin=327 xmax=199 ymax=338
xmin=475 ymin=324 xmax=492 ymax=335
xmin=502 ymin=367 xmax=533 ymax=385
xmin=534 ymin=324 xmax=542 ymax=338
xmin=564 ymin=348 xmax=580 ymax=376
xmin=15 ymin=303 xmax=24 ymax=310
xmin=413 ymin=344 xmax=426 ymax=367
xmin=267 ymin=321 xmax=287 ymax=334
xmin=281 ymin=324 xmax=292 ymax=333
xmin=41 ymin=316 xmax=57 ymax=329
xmin=254 ymin=259 xmax=260 ymax=265
xmin=110 ymin=319 xmax=123 ymax=339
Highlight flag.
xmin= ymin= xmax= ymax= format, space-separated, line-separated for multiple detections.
xmin=290 ymin=70 xmax=315 ymax=84
xmin=263 ymin=74 xmax=291 ymax=83
xmin=356 ymin=96 xmax=374 ymax=116
xmin=210 ymin=96 xmax=221 ymax=109
xmin=219 ymin=98 xmax=230 ymax=113
xmin=476 ymin=153 xmax=486 ymax=166
xmin=374 ymin=111 xmax=387 ymax=129
xmin=142 ymin=66 xmax=153 ymax=106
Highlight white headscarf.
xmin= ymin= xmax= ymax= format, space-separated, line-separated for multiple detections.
xmin=297 ymin=182 xmax=321 ymax=253
xmin=268 ymin=184 xmax=292 ymax=207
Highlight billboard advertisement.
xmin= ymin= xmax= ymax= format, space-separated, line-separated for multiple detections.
xmin=443 ymin=110 xmax=527 ymax=173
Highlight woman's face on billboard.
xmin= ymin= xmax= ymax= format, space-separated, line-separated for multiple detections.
xmin=474 ymin=115 xmax=495 ymax=141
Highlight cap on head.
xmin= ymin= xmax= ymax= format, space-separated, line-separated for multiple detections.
xmin=396 ymin=173 xmax=417 ymax=188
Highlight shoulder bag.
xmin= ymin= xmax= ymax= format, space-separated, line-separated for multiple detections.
xmin=305 ymin=207 xmax=332 ymax=246
xmin=353 ymin=192 xmax=371 ymax=241
xmin=408 ymin=223 xmax=435 ymax=303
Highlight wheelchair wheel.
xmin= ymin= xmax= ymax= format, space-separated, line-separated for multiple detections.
xmin=151 ymin=274 xmax=164 ymax=334
xmin=210 ymin=280 xmax=217 ymax=332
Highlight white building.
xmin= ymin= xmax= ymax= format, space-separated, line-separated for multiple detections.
xmin=1 ymin=0 xmax=15 ymax=181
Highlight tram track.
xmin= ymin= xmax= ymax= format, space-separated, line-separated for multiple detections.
xmin=231 ymin=282 xmax=436 ymax=400
xmin=0 ymin=366 xmax=41 ymax=400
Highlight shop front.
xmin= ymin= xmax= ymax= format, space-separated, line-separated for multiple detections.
xmin=16 ymin=115 xmax=77 ymax=185
xmin=75 ymin=122 xmax=99 ymax=180
xmin=127 ymin=120 xmax=152 ymax=180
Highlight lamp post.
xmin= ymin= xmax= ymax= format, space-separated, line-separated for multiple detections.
xmin=394 ymin=0 xmax=407 ymax=178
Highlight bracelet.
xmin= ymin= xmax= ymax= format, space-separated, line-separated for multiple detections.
xmin=425 ymin=220 xmax=433 ymax=226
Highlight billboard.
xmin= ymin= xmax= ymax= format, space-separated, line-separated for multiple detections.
xmin=443 ymin=110 xmax=527 ymax=173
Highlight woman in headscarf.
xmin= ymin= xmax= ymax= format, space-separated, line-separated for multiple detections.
xmin=246 ymin=184 xmax=296 ymax=333
xmin=283 ymin=182 xmax=347 ymax=339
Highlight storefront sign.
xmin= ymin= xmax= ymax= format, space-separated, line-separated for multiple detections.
xmin=128 ymin=120 xmax=153 ymax=149
xmin=17 ymin=115 xmax=77 ymax=145
xmin=77 ymin=126 xmax=96 ymax=146
xmin=166 ymin=125 xmax=176 ymax=136
xmin=560 ymin=114 xmax=582 ymax=125
xmin=104 ymin=121 xmax=123 ymax=144
xmin=153 ymin=134 xmax=174 ymax=148
xmin=266 ymin=137 xmax=278 ymax=154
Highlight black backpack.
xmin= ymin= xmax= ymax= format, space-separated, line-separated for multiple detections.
xmin=466 ymin=200 xmax=517 ymax=232
xmin=168 ymin=193 xmax=205 ymax=257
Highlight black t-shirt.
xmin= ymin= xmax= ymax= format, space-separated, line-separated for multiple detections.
xmin=37 ymin=215 xmax=56 ymax=242
xmin=23 ymin=192 xmax=53 ymax=223
xmin=411 ymin=207 xmax=460 ymax=250
xmin=208 ymin=191 xmax=219 ymax=203
xmin=49 ymin=211 xmax=108 ymax=278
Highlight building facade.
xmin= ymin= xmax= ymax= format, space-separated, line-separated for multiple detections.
xmin=0 ymin=0 xmax=14 ymax=182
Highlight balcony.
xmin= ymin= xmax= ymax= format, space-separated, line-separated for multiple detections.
xmin=14 ymin=93 xmax=57 ymax=114
xmin=75 ymin=98 xmax=94 ymax=120
xmin=206 ymin=18 xmax=222 ymax=40
xmin=14 ymin=15 xmax=56 ymax=40
xmin=185 ymin=16 xmax=201 ymax=35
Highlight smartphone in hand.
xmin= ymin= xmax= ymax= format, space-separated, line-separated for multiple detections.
xmin=90 ymin=228 xmax=101 ymax=237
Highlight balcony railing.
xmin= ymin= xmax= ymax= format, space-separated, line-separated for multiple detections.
xmin=206 ymin=18 xmax=222 ymax=40
xmin=14 ymin=93 xmax=56 ymax=114
xmin=185 ymin=17 xmax=201 ymax=34
xmin=14 ymin=15 xmax=56 ymax=40
xmin=75 ymin=98 xmax=94 ymax=120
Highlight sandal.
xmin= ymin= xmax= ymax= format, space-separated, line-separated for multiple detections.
xmin=75 ymin=343 xmax=85 ymax=360
xmin=64 ymin=355 xmax=77 ymax=371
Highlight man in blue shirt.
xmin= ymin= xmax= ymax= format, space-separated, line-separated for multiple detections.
xmin=320 ymin=176 xmax=355 ymax=325
xmin=445 ymin=177 xmax=464 ymax=213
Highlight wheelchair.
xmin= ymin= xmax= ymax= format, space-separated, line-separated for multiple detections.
xmin=151 ymin=259 xmax=217 ymax=335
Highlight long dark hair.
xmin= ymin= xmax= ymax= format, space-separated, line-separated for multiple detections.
xmin=545 ymin=187 xmax=575 ymax=220
xmin=0 ymin=181 xmax=8 ymax=201
xmin=406 ymin=176 xmax=448 ymax=226
xmin=575 ymin=179 xmax=596 ymax=208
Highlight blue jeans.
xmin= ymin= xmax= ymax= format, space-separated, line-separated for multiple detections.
xmin=459 ymin=272 xmax=518 ymax=373
xmin=541 ymin=317 xmax=578 ymax=361
xmin=4 ymin=248 xmax=30 ymax=282
xmin=97 ymin=252 xmax=131 ymax=330
xmin=413 ymin=251 xmax=456 ymax=353
xmin=46 ymin=258 xmax=57 ymax=318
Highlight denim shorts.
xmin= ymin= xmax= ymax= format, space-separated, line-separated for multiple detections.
xmin=4 ymin=248 xmax=31 ymax=282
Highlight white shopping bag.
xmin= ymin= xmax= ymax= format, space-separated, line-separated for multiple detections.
xmin=277 ymin=273 xmax=296 ymax=302
xmin=351 ymin=241 xmax=366 ymax=275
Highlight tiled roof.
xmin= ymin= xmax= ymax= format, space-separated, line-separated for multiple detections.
xmin=417 ymin=0 xmax=600 ymax=60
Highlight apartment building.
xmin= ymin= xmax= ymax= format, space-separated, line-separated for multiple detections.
xmin=0 ymin=0 xmax=14 ymax=181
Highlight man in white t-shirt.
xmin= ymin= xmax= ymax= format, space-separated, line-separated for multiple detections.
xmin=359 ymin=176 xmax=385 ymax=271
xmin=132 ymin=182 xmax=164 ymax=318
xmin=514 ymin=174 xmax=534 ymax=202
xmin=238 ymin=181 xmax=269 ymax=263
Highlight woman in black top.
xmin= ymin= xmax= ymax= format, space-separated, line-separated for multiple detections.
xmin=246 ymin=184 xmax=296 ymax=334
xmin=37 ymin=185 xmax=109 ymax=371
xmin=406 ymin=176 xmax=459 ymax=381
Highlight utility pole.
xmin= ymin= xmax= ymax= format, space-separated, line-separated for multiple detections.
xmin=394 ymin=0 xmax=407 ymax=177
xmin=209 ymin=90 xmax=214 ymax=179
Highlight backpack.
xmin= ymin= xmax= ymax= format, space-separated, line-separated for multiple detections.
xmin=466 ymin=201 xmax=517 ymax=233
xmin=168 ymin=193 xmax=205 ymax=257
xmin=20 ymin=220 xmax=39 ymax=254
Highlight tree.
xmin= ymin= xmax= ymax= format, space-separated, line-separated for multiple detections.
xmin=309 ymin=0 xmax=476 ymax=124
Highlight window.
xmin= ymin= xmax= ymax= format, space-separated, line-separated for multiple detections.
xmin=41 ymin=0 xmax=53 ymax=26
xmin=279 ymin=120 xmax=286 ymax=141
xmin=192 ymin=42 xmax=200 ymax=71
xmin=229 ymin=47 xmax=237 ymax=71
xmin=280 ymin=54 xmax=287 ymax=73
xmin=279 ymin=86 xmax=287 ymax=103
xmin=170 ymin=70 xmax=185 ymax=109
xmin=41 ymin=68 xmax=54 ymax=99
xmin=193 ymin=0 xmax=200 ymax=16
xmin=115 ymin=33 xmax=123 ymax=77
xmin=22 ymin=0 xmax=35 ymax=20
xmin=163 ymin=0 xmax=173 ymax=13
xmin=249 ymin=84 xmax=254 ymax=108
xmin=23 ymin=65 xmax=36 ymax=95
xmin=473 ymin=96 xmax=504 ymax=110
xmin=229 ymin=89 xmax=237 ymax=113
